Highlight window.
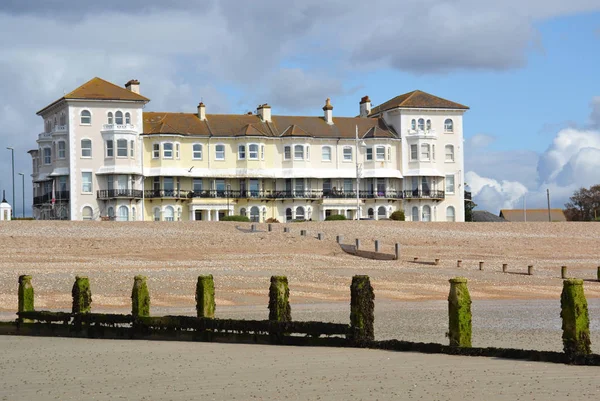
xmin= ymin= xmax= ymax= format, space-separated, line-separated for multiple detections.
xmin=153 ymin=143 xmax=160 ymax=159
xmin=106 ymin=140 xmax=114 ymax=157
xmin=411 ymin=119 xmax=416 ymax=130
xmin=81 ymin=139 xmax=92 ymax=157
xmin=238 ymin=145 xmax=246 ymax=160
xmin=446 ymin=206 xmax=456 ymax=222
xmin=80 ymin=110 xmax=91 ymax=124
xmin=115 ymin=111 xmax=123 ymax=125
xmin=56 ymin=141 xmax=66 ymax=159
xmin=153 ymin=208 xmax=161 ymax=221
xmin=418 ymin=118 xmax=425 ymax=131
xmin=81 ymin=172 xmax=92 ymax=193
xmin=163 ymin=142 xmax=173 ymax=158
xmin=446 ymin=175 xmax=455 ymax=193
xmin=164 ymin=206 xmax=175 ymax=222
xmin=130 ymin=140 xmax=135 ymax=158
xmin=294 ymin=145 xmax=304 ymax=160
xmin=343 ymin=147 xmax=352 ymax=161
xmin=410 ymin=144 xmax=417 ymax=160
xmin=118 ymin=206 xmax=129 ymax=222
xmin=321 ymin=146 xmax=332 ymax=161
xmin=420 ymin=144 xmax=430 ymax=160
xmin=193 ymin=144 xmax=202 ymax=160
xmin=444 ymin=119 xmax=454 ymax=132
xmin=249 ymin=144 xmax=259 ymax=160
xmin=107 ymin=112 xmax=113 ymax=125
xmin=445 ymin=145 xmax=454 ymax=162
xmin=368 ymin=208 xmax=374 ymax=218
xmin=261 ymin=145 xmax=265 ymax=160
xmin=376 ymin=146 xmax=385 ymax=161
xmin=343 ymin=178 xmax=353 ymax=193
xmin=175 ymin=143 xmax=180 ymax=159
xmin=426 ymin=119 xmax=431 ymax=131
xmin=43 ymin=148 xmax=51 ymax=164
xmin=117 ymin=139 xmax=128 ymax=157
xmin=378 ymin=206 xmax=386 ymax=219
xmin=295 ymin=206 xmax=305 ymax=221
xmin=323 ymin=179 xmax=331 ymax=195
xmin=285 ymin=208 xmax=292 ymax=221
xmin=107 ymin=207 xmax=114 ymax=219
xmin=59 ymin=113 xmax=66 ymax=126
xmin=366 ymin=148 xmax=373 ymax=161
xmin=82 ymin=206 xmax=93 ymax=221
xmin=193 ymin=179 xmax=203 ymax=193
xmin=125 ymin=112 xmax=131 ymax=125
xmin=422 ymin=205 xmax=431 ymax=222
xmin=215 ymin=144 xmax=225 ymax=160
xmin=250 ymin=206 xmax=260 ymax=222
xmin=412 ymin=206 xmax=419 ymax=222
xmin=284 ymin=146 xmax=291 ymax=160
xmin=240 ymin=208 xmax=247 ymax=217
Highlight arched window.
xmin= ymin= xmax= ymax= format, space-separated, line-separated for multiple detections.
xmin=164 ymin=206 xmax=175 ymax=221
xmin=250 ymin=206 xmax=260 ymax=222
xmin=118 ymin=206 xmax=129 ymax=222
xmin=411 ymin=119 xmax=416 ymax=130
xmin=153 ymin=207 xmax=161 ymax=221
xmin=107 ymin=206 xmax=115 ymax=220
xmin=107 ymin=112 xmax=114 ymax=125
xmin=193 ymin=144 xmax=203 ymax=160
xmin=215 ymin=144 xmax=225 ymax=160
xmin=285 ymin=208 xmax=292 ymax=221
xmin=418 ymin=118 xmax=425 ymax=131
xmin=378 ymin=206 xmax=387 ymax=219
xmin=248 ymin=144 xmax=259 ymax=160
xmin=82 ymin=206 xmax=93 ymax=220
xmin=420 ymin=144 xmax=430 ymax=160
xmin=322 ymin=146 xmax=332 ymax=161
xmin=445 ymin=145 xmax=454 ymax=162
xmin=368 ymin=208 xmax=374 ymax=218
xmin=294 ymin=145 xmax=304 ymax=160
xmin=125 ymin=112 xmax=131 ymax=125
xmin=295 ymin=206 xmax=305 ymax=221
xmin=446 ymin=206 xmax=455 ymax=222
xmin=426 ymin=119 xmax=431 ymax=130
xmin=412 ymin=206 xmax=419 ymax=222
xmin=422 ymin=205 xmax=431 ymax=222
xmin=240 ymin=208 xmax=247 ymax=217
xmin=115 ymin=111 xmax=123 ymax=125
xmin=80 ymin=110 xmax=91 ymax=124
xmin=444 ymin=119 xmax=454 ymax=133
xmin=81 ymin=139 xmax=92 ymax=157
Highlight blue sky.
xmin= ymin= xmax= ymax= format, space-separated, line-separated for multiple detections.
xmin=0 ymin=1 xmax=599 ymax=216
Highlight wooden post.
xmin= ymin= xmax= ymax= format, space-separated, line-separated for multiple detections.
xmin=251 ymin=224 xmax=256 ymax=232
xmin=336 ymin=235 xmax=343 ymax=244
xmin=502 ymin=263 xmax=508 ymax=273
xmin=435 ymin=258 xmax=440 ymax=266
xmin=300 ymin=229 xmax=306 ymax=236
xmin=479 ymin=261 xmax=484 ymax=271
xmin=131 ymin=275 xmax=150 ymax=318
xmin=560 ymin=279 xmax=591 ymax=357
xmin=72 ymin=276 xmax=92 ymax=314
xmin=355 ymin=238 xmax=360 ymax=251
xmin=350 ymin=275 xmax=374 ymax=343
xmin=448 ymin=277 xmax=472 ymax=347
xmin=196 ymin=275 xmax=216 ymax=318
xmin=268 ymin=276 xmax=291 ymax=322
xmin=374 ymin=240 xmax=380 ymax=252
xmin=528 ymin=265 xmax=534 ymax=276
xmin=457 ymin=260 xmax=462 ymax=267
xmin=317 ymin=233 xmax=323 ymax=240
xmin=597 ymin=266 xmax=600 ymax=282
xmin=394 ymin=243 xmax=400 ymax=261
xmin=284 ymin=227 xmax=290 ymax=233
xmin=268 ymin=223 xmax=272 ymax=232
xmin=414 ymin=257 xmax=419 ymax=262
xmin=18 ymin=275 xmax=34 ymax=322
xmin=561 ymin=266 xmax=568 ymax=279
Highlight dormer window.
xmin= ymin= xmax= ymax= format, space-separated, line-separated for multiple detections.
xmin=411 ymin=119 xmax=416 ymax=131
xmin=444 ymin=119 xmax=454 ymax=133
xmin=418 ymin=118 xmax=425 ymax=131
xmin=107 ymin=112 xmax=113 ymax=125
xmin=115 ymin=111 xmax=123 ymax=125
xmin=125 ymin=112 xmax=131 ymax=125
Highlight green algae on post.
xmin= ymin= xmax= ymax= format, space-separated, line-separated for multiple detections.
xmin=350 ymin=275 xmax=374 ymax=342
xmin=72 ymin=276 xmax=92 ymax=314
xmin=560 ymin=279 xmax=591 ymax=357
xmin=196 ymin=275 xmax=215 ymax=318
xmin=131 ymin=275 xmax=150 ymax=317
xmin=448 ymin=277 xmax=472 ymax=347
xmin=18 ymin=275 xmax=34 ymax=313
xmin=268 ymin=276 xmax=291 ymax=322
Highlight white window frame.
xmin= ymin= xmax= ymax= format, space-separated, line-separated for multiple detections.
xmin=294 ymin=144 xmax=304 ymax=160
xmin=153 ymin=207 xmax=161 ymax=221
xmin=411 ymin=119 xmax=416 ymax=131
xmin=420 ymin=144 xmax=430 ymax=161
xmin=322 ymin=146 xmax=332 ymax=162
xmin=446 ymin=206 xmax=456 ymax=222
xmin=417 ymin=118 xmax=425 ymax=131
xmin=106 ymin=140 xmax=114 ymax=158
xmin=82 ymin=206 xmax=94 ymax=221
xmin=445 ymin=145 xmax=455 ymax=162
xmin=238 ymin=144 xmax=246 ymax=160
xmin=80 ymin=110 xmax=91 ymax=125
xmin=248 ymin=143 xmax=259 ymax=160
xmin=343 ymin=146 xmax=353 ymax=162
xmin=115 ymin=110 xmax=124 ymax=125
xmin=284 ymin=146 xmax=291 ymax=160
xmin=125 ymin=112 xmax=131 ymax=125
xmin=445 ymin=174 xmax=455 ymax=194
xmin=375 ymin=146 xmax=385 ymax=161
xmin=366 ymin=147 xmax=373 ymax=161
xmin=163 ymin=142 xmax=173 ymax=159
xmin=164 ymin=206 xmax=175 ymax=222
xmin=215 ymin=144 xmax=225 ymax=160
xmin=117 ymin=139 xmax=128 ymax=158
xmin=43 ymin=147 xmax=52 ymax=164
xmin=444 ymin=119 xmax=454 ymax=133
xmin=193 ymin=143 xmax=203 ymax=160
xmin=81 ymin=172 xmax=93 ymax=193
xmin=410 ymin=144 xmax=417 ymax=161
xmin=107 ymin=112 xmax=114 ymax=125
xmin=152 ymin=143 xmax=160 ymax=159
xmin=130 ymin=140 xmax=135 ymax=158
xmin=81 ymin=139 xmax=92 ymax=158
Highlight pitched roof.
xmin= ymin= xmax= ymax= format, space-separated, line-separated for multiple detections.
xmin=369 ymin=90 xmax=469 ymax=116
xmin=499 ymin=209 xmax=567 ymax=222
xmin=142 ymin=112 xmax=398 ymax=139
xmin=472 ymin=211 xmax=506 ymax=222
xmin=37 ymin=77 xmax=149 ymax=115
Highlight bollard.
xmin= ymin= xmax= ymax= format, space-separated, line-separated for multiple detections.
xmin=355 ymin=238 xmax=360 ymax=251
xmin=336 ymin=235 xmax=343 ymax=244
xmin=394 ymin=243 xmax=400 ymax=261
xmin=435 ymin=258 xmax=440 ymax=266
xmin=374 ymin=240 xmax=380 ymax=252
xmin=597 ymin=266 xmax=600 ymax=282
xmin=131 ymin=275 xmax=150 ymax=318
xmin=502 ymin=263 xmax=508 ymax=273
xmin=528 ymin=265 xmax=534 ymax=276
xmin=317 ymin=233 xmax=323 ymax=240
xmin=560 ymin=279 xmax=591 ymax=357
xmin=300 ymin=229 xmax=306 ymax=236
xmin=479 ymin=261 xmax=484 ymax=271
xmin=18 ymin=275 xmax=34 ymax=322
xmin=414 ymin=257 xmax=419 ymax=262
xmin=284 ymin=227 xmax=290 ymax=233
xmin=72 ymin=276 xmax=92 ymax=314
xmin=448 ymin=277 xmax=472 ymax=347
xmin=251 ymin=224 xmax=256 ymax=232
xmin=196 ymin=275 xmax=216 ymax=318
xmin=350 ymin=275 xmax=375 ymax=343
xmin=268 ymin=276 xmax=291 ymax=322
xmin=561 ymin=266 xmax=568 ymax=279
xmin=268 ymin=224 xmax=272 ymax=232
xmin=457 ymin=260 xmax=462 ymax=268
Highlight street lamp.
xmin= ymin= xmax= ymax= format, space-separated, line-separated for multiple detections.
xmin=18 ymin=173 xmax=25 ymax=218
xmin=355 ymin=126 xmax=367 ymax=220
xmin=6 ymin=147 xmax=14 ymax=217
xmin=226 ymin=183 xmax=231 ymax=216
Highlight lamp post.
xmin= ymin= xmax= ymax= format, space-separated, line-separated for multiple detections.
xmin=226 ymin=183 xmax=231 ymax=216
xmin=18 ymin=173 xmax=25 ymax=218
xmin=6 ymin=147 xmax=14 ymax=217
xmin=355 ymin=126 xmax=367 ymax=220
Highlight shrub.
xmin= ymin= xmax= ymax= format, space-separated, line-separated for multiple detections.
xmin=291 ymin=219 xmax=306 ymax=223
xmin=390 ymin=210 xmax=405 ymax=221
xmin=266 ymin=217 xmax=280 ymax=223
xmin=325 ymin=214 xmax=346 ymax=221
xmin=221 ymin=215 xmax=250 ymax=222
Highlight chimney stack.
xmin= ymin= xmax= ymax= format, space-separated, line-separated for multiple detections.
xmin=359 ymin=96 xmax=371 ymax=118
xmin=323 ymin=98 xmax=333 ymax=125
xmin=257 ymin=104 xmax=272 ymax=122
xmin=197 ymin=102 xmax=206 ymax=121
xmin=125 ymin=79 xmax=140 ymax=94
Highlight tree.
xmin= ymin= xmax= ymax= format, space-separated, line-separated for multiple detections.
xmin=564 ymin=185 xmax=600 ymax=221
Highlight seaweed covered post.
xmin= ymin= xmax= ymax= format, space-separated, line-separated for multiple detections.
xmin=268 ymin=276 xmax=291 ymax=322
xmin=561 ymin=266 xmax=568 ymax=279
xmin=71 ymin=276 xmax=92 ymax=314
xmin=131 ymin=275 xmax=150 ymax=318
xmin=196 ymin=275 xmax=216 ymax=318
xmin=560 ymin=279 xmax=591 ymax=357
xmin=18 ymin=275 xmax=34 ymax=322
xmin=448 ymin=277 xmax=472 ymax=347
xmin=350 ymin=275 xmax=375 ymax=343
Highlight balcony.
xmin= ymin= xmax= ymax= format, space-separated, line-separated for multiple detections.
xmin=403 ymin=190 xmax=445 ymax=200
xmin=33 ymin=191 xmax=70 ymax=205
xmin=101 ymin=124 xmax=136 ymax=133
xmin=144 ymin=189 xmax=191 ymax=199
xmin=143 ymin=189 xmax=409 ymax=201
xmin=53 ymin=125 xmax=67 ymax=133
xmin=97 ymin=189 xmax=144 ymax=199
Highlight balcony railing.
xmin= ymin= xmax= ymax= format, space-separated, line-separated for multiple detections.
xmin=102 ymin=124 xmax=136 ymax=132
xmin=33 ymin=191 xmax=70 ymax=205
xmin=465 ymin=191 xmax=472 ymax=201
xmin=97 ymin=189 xmax=144 ymax=199
xmin=403 ymin=190 xmax=445 ymax=200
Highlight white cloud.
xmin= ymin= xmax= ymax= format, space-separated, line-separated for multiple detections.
xmin=466 ymin=171 xmax=528 ymax=213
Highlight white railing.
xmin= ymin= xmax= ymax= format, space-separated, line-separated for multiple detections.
xmin=38 ymin=132 xmax=53 ymax=139
xmin=407 ymin=129 xmax=437 ymax=137
xmin=53 ymin=125 xmax=67 ymax=133
xmin=102 ymin=124 xmax=136 ymax=131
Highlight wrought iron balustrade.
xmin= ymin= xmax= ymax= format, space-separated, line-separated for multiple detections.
xmin=97 ymin=189 xmax=144 ymax=199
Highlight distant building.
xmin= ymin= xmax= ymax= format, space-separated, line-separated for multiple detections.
xmin=0 ymin=191 xmax=11 ymax=221
xmin=499 ymin=209 xmax=566 ymax=222
xmin=472 ymin=211 xmax=506 ymax=222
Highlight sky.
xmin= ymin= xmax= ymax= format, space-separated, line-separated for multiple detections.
xmin=0 ymin=0 xmax=599 ymax=217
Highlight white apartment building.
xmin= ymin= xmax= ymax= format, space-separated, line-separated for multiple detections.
xmin=29 ymin=77 xmax=468 ymax=222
